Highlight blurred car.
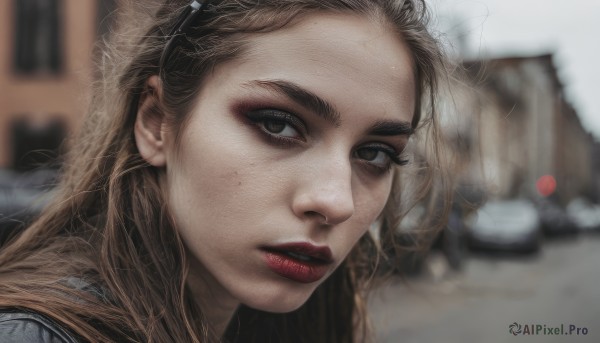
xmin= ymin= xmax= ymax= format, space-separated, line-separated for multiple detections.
xmin=567 ymin=198 xmax=600 ymax=234
xmin=535 ymin=198 xmax=579 ymax=236
xmin=466 ymin=199 xmax=541 ymax=253
xmin=0 ymin=168 xmax=57 ymax=246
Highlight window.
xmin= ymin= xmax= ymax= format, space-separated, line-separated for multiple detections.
xmin=13 ymin=0 xmax=63 ymax=75
xmin=10 ymin=117 xmax=66 ymax=171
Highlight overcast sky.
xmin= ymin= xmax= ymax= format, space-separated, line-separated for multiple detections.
xmin=430 ymin=0 xmax=600 ymax=139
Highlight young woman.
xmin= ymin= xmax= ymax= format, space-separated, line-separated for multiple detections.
xmin=0 ymin=0 xmax=450 ymax=342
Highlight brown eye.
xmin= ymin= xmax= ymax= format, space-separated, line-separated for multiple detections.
xmin=246 ymin=109 xmax=305 ymax=141
xmin=264 ymin=120 xmax=286 ymax=134
xmin=355 ymin=148 xmax=390 ymax=167
xmin=356 ymin=148 xmax=379 ymax=161
xmin=353 ymin=144 xmax=406 ymax=173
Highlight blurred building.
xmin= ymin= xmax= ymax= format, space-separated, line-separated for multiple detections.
xmin=458 ymin=54 xmax=597 ymax=205
xmin=0 ymin=0 xmax=115 ymax=169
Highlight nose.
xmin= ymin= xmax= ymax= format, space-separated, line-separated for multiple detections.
xmin=291 ymin=157 xmax=355 ymax=226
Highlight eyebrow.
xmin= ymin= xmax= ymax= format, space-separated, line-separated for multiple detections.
xmin=367 ymin=120 xmax=414 ymax=137
xmin=244 ymin=79 xmax=342 ymax=127
xmin=243 ymin=79 xmax=414 ymax=136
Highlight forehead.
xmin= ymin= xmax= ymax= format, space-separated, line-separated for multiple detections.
xmin=212 ymin=12 xmax=416 ymax=124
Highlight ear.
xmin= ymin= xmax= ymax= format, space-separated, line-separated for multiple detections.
xmin=134 ymin=75 xmax=168 ymax=167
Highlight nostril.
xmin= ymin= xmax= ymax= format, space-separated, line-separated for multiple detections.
xmin=304 ymin=210 xmax=328 ymax=224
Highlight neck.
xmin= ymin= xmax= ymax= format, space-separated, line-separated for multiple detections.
xmin=186 ymin=261 xmax=240 ymax=338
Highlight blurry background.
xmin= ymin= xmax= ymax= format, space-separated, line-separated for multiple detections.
xmin=372 ymin=1 xmax=600 ymax=343
xmin=0 ymin=0 xmax=115 ymax=245
xmin=0 ymin=0 xmax=116 ymax=168
xmin=0 ymin=1 xmax=598 ymax=342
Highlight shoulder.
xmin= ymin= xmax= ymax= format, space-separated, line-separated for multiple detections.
xmin=0 ymin=309 xmax=79 ymax=343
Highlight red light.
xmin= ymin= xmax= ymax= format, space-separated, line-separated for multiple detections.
xmin=536 ymin=175 xmax=556 ymax=197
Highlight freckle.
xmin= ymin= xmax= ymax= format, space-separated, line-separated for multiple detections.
xmin=238 ymin=182 xmax=242 ymax=186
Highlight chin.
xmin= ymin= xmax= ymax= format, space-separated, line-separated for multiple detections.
xmin=240 ymin=283 xmax=317 ymax=313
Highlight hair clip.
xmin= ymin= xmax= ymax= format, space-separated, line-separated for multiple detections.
xmin=160 ymin=0 xmax=212 ymax=70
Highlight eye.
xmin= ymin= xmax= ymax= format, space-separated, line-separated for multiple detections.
xmin=356 ymin=148 xmax=388 ymax=164
xmin=246 ymin=109 xmax=306 ymax=144
xmin=354 ymin=144 xmax=408 ymax=173
xmin=263 ymin=118 xmax=299 ymax=138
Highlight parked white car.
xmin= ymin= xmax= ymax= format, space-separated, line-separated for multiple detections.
xmin=466 ymin=199 xmax=541 ymax=253
xmin=567 ymin=198 xmax=600 ymax=233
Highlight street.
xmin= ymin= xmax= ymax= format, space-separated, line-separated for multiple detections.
xmin=369 ymin=235 xmax=600 ymax=343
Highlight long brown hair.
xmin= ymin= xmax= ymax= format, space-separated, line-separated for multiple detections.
xmin=0 ymin=0 xmax=450 ymax=342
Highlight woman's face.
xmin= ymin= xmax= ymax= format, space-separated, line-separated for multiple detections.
xmin=164 ymin=13 xmax=415 ymax=312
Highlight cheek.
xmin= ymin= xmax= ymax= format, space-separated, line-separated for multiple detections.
xmin=169 ymin=114 xmax=251 ymax=198
xmin=165 ymin=127 xmax=288 ymax=249
xmin=355 ymin=172 xmax=394 ymax=221
xmin=338 ymin=175 xmax=393 ymax=252
xmin=168 ymin=156 xmax=258 ymax=230
xmin=164 ymin=130 xmax=243 ymax=241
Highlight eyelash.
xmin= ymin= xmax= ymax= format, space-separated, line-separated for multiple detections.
xmin=355 ymin=145 xmax=409 ymax=173
xmin=246 ymin=109 xmax=306 ymax=146
xmin=245 ymin=109 xmax=408 ymax=173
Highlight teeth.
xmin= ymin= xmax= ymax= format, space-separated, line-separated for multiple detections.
xmin=286 ymin=251 xmax=312 ymax=261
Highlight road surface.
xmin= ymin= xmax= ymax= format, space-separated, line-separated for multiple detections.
xmin=369 ymin=235 xmax=600 ymax=343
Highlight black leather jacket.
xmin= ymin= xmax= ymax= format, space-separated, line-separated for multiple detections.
xmin=0 ymin=278 xmax=113 ymax=342
xmin=0 ymin=309 xmax=79 ymax=343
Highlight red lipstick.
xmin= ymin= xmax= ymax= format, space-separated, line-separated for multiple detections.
xmin=262 ymin=243 xmax=333 ymax=283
